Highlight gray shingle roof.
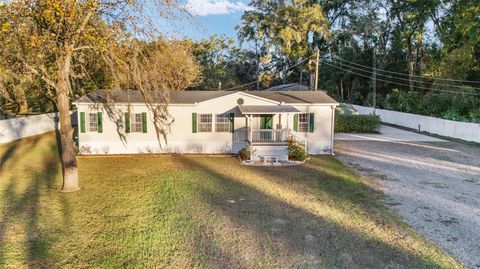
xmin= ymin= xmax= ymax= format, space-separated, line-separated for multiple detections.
xmin=264 ymin=83 xmax=310 ymax=91
xmin=74 ymin=89 xmax=338 ymax=105
xmin=248 ymin=91 xmax=337 ymax=104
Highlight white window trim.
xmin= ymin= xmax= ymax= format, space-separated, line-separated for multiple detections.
xmin=198 ymin=113 xmax=213 ymax=133
xmin=215 ymin=114 xmax=230 ymax=133
xmin=298 ymin=113 xmax=310 ymax=133
xmin=88 ymin=112 xmax=98 ymax=132
xmin=130 ymin=113 xmax=143 ymax=133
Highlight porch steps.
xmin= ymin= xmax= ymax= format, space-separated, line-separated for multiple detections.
xmin=259 ymin=155 xmax=279 ymax=164
xmin=251 ymin=144 xmax=288 ymax=162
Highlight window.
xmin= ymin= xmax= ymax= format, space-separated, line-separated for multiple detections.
xmin=198 ymin=114 xmax=212 ymax=132
xmin=131 ymin=113 xmax=143 ymax=133
xmin=88 ymin=113 xmax=98 ymax=132
xmin=216 ymin=114 xmax=230 ymax=132
xmin=299 ymin=113 xmax=310 ymax=132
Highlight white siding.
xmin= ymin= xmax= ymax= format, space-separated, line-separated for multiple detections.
xmin=75 ymin=92 xmax=336 ymax=155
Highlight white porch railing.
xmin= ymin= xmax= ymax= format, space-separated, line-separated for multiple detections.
xmin=234 ymin=127 xmax=308 ymax=150
xmin=289 ymin=130 xmax=308 ymax=152
xmin=250 ymin=129 xmax=289 ymax=144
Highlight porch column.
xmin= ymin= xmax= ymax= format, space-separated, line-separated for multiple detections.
xmin=286 ymin=113 xmax=290 ymax=129
xmin=245 ymin=115 xmax=252 ymax=143
xmin=249 ymin=115 xmax=252 ymax=143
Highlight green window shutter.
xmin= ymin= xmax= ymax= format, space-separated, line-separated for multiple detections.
xmin=192 ymin=113 xmax=197 ymax=133
xmin=80 ymin=112 xmax=86 ymax=133
xmin=97 ymin=112 xmax=103 ymax=133
xmin=142 ymin=112 xmax=147 ymax=133
xmin=293 ymin=114 xmax=299 ymax=132
xmin=309 ymin=113 xmax=314 ymax=133
xmin=229 ymin=113 xmax=234 ymax=133
xmin=125 ymin=113 xmax=130 ymax=133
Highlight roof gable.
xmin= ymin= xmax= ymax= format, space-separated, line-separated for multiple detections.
xmin=194 ymin=91 xmax=279 ymax=105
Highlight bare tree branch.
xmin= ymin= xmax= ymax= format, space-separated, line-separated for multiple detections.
xmin=23 ymin=63 xmax=57 ymax=89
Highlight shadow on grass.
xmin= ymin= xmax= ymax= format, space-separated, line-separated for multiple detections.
xmin=0 ymin=132 xmax=69 ymax=267
xmin=188 ymin=221 xmax=249 ymax=269
xmin=176 ymin=156 xmax=456 ymax=268
xmin=251 ymin=156 xmax=380 ymax=209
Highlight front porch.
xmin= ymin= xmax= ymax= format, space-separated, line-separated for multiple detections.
xmin=233 ymin=105 xmax=308 ymax=162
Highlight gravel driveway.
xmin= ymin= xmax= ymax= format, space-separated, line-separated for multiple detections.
xmin=335 ymin=127 xmax=480 ymax=268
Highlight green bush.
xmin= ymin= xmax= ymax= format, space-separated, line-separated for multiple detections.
xmin=381 ymin=89 xmax=480 ymax=123
xmin=335 ymin=114 xmax=381 ymax=133
xmin=287 ymin=138 xmax=307 ymax=161
xmin=384 ymin=89 xmax=424 ymax=113
xmin=238 ymin=146 xmax=254 ymax=160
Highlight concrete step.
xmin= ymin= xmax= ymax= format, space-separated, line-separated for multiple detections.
xmin=251 ymin=145 xmax=288 ymax=161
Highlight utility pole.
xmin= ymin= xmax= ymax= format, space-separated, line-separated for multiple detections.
xmin=372 ymin=48 xmax=377 ymax=110
xmin=314 ymin=48 xmax=320 ymax=91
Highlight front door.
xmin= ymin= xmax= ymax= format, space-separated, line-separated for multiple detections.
xmin=260 ymin=115 xmax=273 ymax=140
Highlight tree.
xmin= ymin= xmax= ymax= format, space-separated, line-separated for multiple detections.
xmin=238 ymin=0 xmax=330 ymax=88
xmin=0 ymin=0 xmax=200 ymax=192
xmin=388 ymin=0 xmax=440 ymax=92
xmin=186 ymin=36 xmax=258 ymax=90
xmin=434 ymin=0 xmax=480 ymax=82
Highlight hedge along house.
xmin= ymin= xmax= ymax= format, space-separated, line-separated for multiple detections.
xmin=73 ymin=90 xmax=339 ymax=161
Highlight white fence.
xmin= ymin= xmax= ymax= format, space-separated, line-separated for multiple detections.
xmin=0 ymin=112 xmax=78 ymax=144
xmin=353 ymin=105 xmax=480 ymax=143
xmin=0 ymin=113 xmax=58 ymax=144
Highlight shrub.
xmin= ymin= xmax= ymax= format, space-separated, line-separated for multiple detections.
xmin=384 ymin=89 xmax=423 ymax=113
xmin=335 ymin=114 xmax=381 ymax=133
xmin=381 ymin=89 xmax=480 ymax=123
xmin=238 ymin=146 xmax=254 ymax=160
xmin=287 ymin=138 xmax=307 ymax=161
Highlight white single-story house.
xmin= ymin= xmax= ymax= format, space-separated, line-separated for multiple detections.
xmin=73 ymin=89 xmax=339 ymax=161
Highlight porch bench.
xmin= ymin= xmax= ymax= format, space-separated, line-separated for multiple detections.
xmin=259 ymin=155 xmax=279 ymax=164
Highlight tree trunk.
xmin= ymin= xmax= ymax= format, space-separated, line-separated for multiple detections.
xmin=16 ymin=88 xmax=29 ymax=114
xmin=407 ymin=40 xmax=415 ymax=92
xmin=309 ymin=72 xmax=315 ymax=91
xmin=340 ymin=79 xmax=344 ymax=101
xmin=299 ymin=67 xmax=303 ymax=84
xmin=255 ymin=40 xmax=260 ymax=91
xmin=416 ymin=31 xmax=425 ymax=95
xmin=283 ymin=56 xmax=289 ymax=85
xmin=57 ymin=47 xmax=79 ymax=192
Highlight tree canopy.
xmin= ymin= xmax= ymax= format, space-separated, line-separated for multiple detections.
xmin=0 ymin=0 xmax=201 ymax=191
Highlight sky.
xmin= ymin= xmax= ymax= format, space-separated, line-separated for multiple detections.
xmin=178 ymin=0 xmax=251 ymax=41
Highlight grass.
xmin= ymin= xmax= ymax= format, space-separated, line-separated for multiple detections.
xmin=0 ymin=132 xmax=462 ymax=268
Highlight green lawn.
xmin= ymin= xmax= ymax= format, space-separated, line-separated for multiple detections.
xmin=0 ymin=132 xmax=462 ymax=268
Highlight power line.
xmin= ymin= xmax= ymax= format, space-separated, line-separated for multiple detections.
xmin=322 ymin=59 xmax=480 ymax=96
xmin=223 ymin=54 xmax=316 ymax=91
xmin=327 ymin=57 xmax=480 ymax=91
xmin=223 ymin=81 xmax=258 ymax=91
xmin=332 ymin=56 xmax=480 ymax=85
xmin=321 ymin=59 xmax=480 ymax=96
